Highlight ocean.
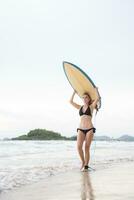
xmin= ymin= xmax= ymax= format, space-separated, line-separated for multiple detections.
xmin=0 ymin=140 xmax=134 ymax=194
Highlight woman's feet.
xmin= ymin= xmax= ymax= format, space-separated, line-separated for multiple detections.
xmin=80 ymin=164 xmax=91 ymax=172
xmin=80 ymin=162 xmax=94 ymax=172
xmin=80 ymin=162 xmax=85 ymax=171
xmin=84 ymin=165 xmax=90 ymax=171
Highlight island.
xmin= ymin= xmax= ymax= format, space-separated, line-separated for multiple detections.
xmin=11 ymin=129 xmax=71 ymax=140
xmin=9 ymin=129 xmax=134 ymax=142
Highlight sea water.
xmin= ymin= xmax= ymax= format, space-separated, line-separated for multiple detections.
xmin=0 ymin=140 xmax=134 ymax=193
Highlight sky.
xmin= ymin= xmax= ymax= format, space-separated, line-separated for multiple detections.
xmin=0 ymin=0 xmax=134 ymax=139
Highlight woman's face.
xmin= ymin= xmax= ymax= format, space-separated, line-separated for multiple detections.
xmin=82 ymin=94 xmax=90 ymax=104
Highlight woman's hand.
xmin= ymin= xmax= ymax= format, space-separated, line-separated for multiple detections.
xmin=69 ymin=90 xmax=81 ymax=109
xmin=70 ymin=90 xmax=76 ymax=102
xmin=95 ymin=86 xmax=101 ymax=99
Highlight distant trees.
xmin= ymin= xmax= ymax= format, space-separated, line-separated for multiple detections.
xmin=12 ymin=129 xmax=71 ymax=140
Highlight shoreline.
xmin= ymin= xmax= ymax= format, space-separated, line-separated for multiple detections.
xmin=1 ymin=161 xmax=134 ymax=200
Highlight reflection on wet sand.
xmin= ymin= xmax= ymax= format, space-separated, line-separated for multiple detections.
xmin=80 ymin=171 xmax=95 ymax=200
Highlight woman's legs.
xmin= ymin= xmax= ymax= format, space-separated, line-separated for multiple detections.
xmin=77 ymin=130 xmax=85 ymax=169
xmin=84 ymin=130 xmax=94 ymax=166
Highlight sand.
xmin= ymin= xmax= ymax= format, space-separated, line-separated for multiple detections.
xmin=1 ymin=162 xmax=134 ymax=200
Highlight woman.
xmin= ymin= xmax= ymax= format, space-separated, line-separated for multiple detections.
xmin=69 ymin=87 xmax=100 ymax=171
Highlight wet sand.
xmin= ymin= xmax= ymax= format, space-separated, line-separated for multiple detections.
xmin=1 ymin=162 xmax=134 ymax=200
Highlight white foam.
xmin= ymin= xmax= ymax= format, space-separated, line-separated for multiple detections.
xmin=0 ymin=140 xmax=134 ymax=193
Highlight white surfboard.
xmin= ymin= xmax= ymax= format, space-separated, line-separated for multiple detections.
xmin=63 ymin=61 xmax=101 ymax=109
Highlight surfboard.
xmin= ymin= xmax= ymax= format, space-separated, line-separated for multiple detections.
xmin=63 ymin=61 xmax=101 ymax=109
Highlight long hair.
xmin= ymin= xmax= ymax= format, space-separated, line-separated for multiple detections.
xmin=83 ymin=92 xmax=99 ymax=115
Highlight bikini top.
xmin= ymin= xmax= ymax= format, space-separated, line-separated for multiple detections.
xmin=79 ymin=105 xmax=92 ymax=117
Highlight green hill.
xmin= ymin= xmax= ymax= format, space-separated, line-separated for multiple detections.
xmin=11 ymin=129 xmax=70 ymax=140
xmin=11 ymin=129 xmax=134 ymax=141
xmin=117 ymin=134 xmax=134 ymax=141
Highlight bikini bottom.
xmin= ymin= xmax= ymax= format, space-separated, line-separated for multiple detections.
xmin=77 ymin=127 xmax=96 ymax=135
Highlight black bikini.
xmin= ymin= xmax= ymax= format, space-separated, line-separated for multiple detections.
xmin=77 ymin=127 xmax=96 ymax=135
xmin=77 ymin=105 xmax=96 ymax=135
xmin=79 ymin=105 xmax=92 ymax=117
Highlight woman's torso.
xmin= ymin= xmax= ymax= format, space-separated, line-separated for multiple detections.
xmin=78 ymin=105 xmax=94 ymax=129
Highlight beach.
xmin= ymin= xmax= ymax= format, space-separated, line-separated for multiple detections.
xmin=0 ymin=0 xmax=134 ymax=198
xmin=0 ymin=140 xmax=134 ymax=199
xmin=1 ymin=161 xmax=134 ymax=200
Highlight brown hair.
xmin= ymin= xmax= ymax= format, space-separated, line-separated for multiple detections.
xmin=83 ymin=92 xmax=99 ymax=115
xmin=83 ymin=92 xmax=92 ymax=105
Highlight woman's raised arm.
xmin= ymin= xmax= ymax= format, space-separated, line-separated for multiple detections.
xmin=69 ymin=90 xmax=81 ymax=109
xmin=91 ymin=87 xmax=101 ymax=109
